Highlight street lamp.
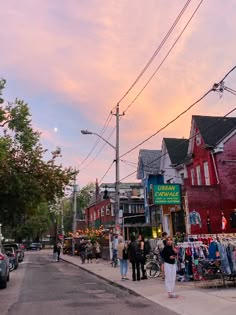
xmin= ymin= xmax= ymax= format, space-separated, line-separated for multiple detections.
xmin=81 ymin=127 xmax=120 ymax=231
xmin=81 ymin=130 xmax=116 ymax=150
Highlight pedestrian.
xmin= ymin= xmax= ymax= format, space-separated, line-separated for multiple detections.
xmin=86 ymin=240 xmax=93 ymax=263
xmin=94 ymin=240 xmax=101 ymax=263
xmin=138 ymin=234 xmax=148 ymax=280
xmin=112 ymin=235 xmax=118 ymax=267
xmin=117 ymin=236 xmax=129 ymax=281
xmin=128 ymin=235 xmax=140 ymax=281
xmin=155 ymin=231 xmax=168 ymax=279
xmin=53 ymin=243 xmax=58 ymax=262
xmin=161 ymin=237 xmax=178 ymax=298
xmin=79 ymin=239 xmax=86 ymax=264
xmin=57 ymin=242 xmax=62 ymax=262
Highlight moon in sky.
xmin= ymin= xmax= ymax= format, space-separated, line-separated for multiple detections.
xmin=54 ymin=127 xmax=58 ymax=133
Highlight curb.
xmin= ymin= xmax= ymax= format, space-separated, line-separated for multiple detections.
xmin=61 ymin=257 xmax=140 ymax=297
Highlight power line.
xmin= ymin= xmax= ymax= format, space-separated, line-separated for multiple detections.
xmin=123 ymin=0 xmax=204 ymax=114
xmin=77 ymin=0 xmax=196 ymax=170
xmin=80 ymin=126 xmax=116 ymax=172
xmin=117 ymin=0 xmax=192 ymax=104
xmin=225 ymin=86 xmax=236 ymax=96
xmin=120 ymin=107 xmax=236 ymax=181
xmin=98 ymin=160 xmax=115 ymax=184
xmin=120 ymin=88 xmax=212 ymax=158
xmin=120 ymin=64 xmax=236 ymax=158
xmin=78 ymin=113 xmax=113 ymax=168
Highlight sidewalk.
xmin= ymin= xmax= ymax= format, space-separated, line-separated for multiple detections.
xmin=61 ymin=254 xmax=236 ymax=315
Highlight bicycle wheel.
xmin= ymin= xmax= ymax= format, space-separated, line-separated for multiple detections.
xmin=146 ymin=261 xmax=160 ymax=278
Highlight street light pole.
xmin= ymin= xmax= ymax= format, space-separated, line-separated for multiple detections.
xmin=81 ymin=104 xmax=124 ymax=233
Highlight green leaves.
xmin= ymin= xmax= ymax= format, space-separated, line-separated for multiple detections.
xmin=0 ymin=79 xmax=75 ymax=239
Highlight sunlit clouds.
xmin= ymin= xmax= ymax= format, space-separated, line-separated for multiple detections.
xmin=1 ymin=0 xmax=236 ymax=186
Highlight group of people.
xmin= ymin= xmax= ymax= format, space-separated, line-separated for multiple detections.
xmin=78 ymin=239 xmax=101 ymax=264
xmin=113 ymin=234 xmax=150 ymax=281
xmin=113 ymin=232 xmax=178 ymax=298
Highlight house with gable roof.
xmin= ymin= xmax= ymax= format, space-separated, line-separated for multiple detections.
xmin=137 ymin=149 xmax=163 ymax=235
xmin=159 ymin=138 xmax=189 ymax=236
xmin=184 ymin=115 xmax=236 ymax=234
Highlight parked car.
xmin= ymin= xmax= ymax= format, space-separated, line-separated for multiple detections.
xmin=0 ymin=244 xmax=10 ymax=289
xmin=29 ymin=243 xmax=42 ymax=251
xmin=3 ymin=243 xmax=24 ymax=262
xmin=3 ymin=246 xmax=19 ymax=271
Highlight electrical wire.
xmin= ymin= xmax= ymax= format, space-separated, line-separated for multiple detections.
xmin=121 ymin=88 xmax=212 ymax=158
xmin=120 ymin=107 xmax=236 ymax=181
xmin=123 ymin=0 xmax=204 ymax=114
xmin=117 ymin=0 xmax=192 ymax=104
xmin=78 ymin=113 xmax=113 ymax=168
xmin=98 ymin=160 xmax=115 ymax=184
xmin=225 ymin=86 xmax=236 ymax=96
xmin=80 ymin=126 xmax=116 ymax=171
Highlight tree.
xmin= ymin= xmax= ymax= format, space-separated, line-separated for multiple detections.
xmin=0 ymin=80 xmax=75 ymax=239
xmin=77 ymin=182 xmax=95 ymax=220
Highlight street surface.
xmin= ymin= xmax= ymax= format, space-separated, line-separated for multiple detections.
xmin=0 ymin=251 xmax=177 ymax=315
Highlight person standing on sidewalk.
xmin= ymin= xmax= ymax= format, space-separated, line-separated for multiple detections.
xmin=86 ymin=240 xmax=93 ymax=263
xmin=161 ymin=237 xmax=177 ymax=298
xmin=57 ymin=242 xmax=62 ymax=262
xmin=117 ymin=237 xmax=129 ymax=281
xmin=79 ymin=239 xmax=86 ymax=264
xmin=138 ymin=234 xmax=148 ymax=280
xmin=94 ymin=241 xmax=101 ymax=263
xmin=53 ymin=243 xmax=58 ymax=261
xmin=128 ymin=235 xmax=140 ymax=281
xmin=112 ymin=235 xmax=118 ymax=267
xmin=155 ymin=232 xmax=168 ymax=279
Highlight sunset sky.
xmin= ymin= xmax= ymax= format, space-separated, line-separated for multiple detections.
xmin=1 ymin=0 xmax=236 ymax=187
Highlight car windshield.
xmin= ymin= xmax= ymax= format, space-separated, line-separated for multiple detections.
xmin=4 ymin=244 xmax=18 ymax=249
xmin=3 ymin=247 xmax=13 ymax=252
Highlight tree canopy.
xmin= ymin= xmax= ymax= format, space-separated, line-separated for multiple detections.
xmin=0 ymin=79 xmax=75 ymax=239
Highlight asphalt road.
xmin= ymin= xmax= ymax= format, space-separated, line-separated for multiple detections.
xmin=0 ymin=251 xmax=178 ymax=315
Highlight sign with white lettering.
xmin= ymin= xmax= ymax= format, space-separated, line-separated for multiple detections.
xmin=153 ymin=184 xmax=181 ymax=205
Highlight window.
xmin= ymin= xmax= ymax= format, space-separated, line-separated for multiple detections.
xmin=196 ymin=133 xmax=201 ymax=145
xmin=204 ymin=162 xmax=210 ymax=185
xmin=97 ymin=209 xmax=100 ymax=217
xmin=94 ymin=212 xmax=96 ymax=220
xmin=196 ymin=165 xmax=202 ymax=185
xmin=191 ymin=169 xmax=195 ymax=185
xmin=101 ymin=207 xmax=104 ymax=216
xmin=106 ymin=205 xmax=110 ymax=215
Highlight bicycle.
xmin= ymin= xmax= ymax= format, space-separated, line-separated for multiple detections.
xmin=145 ymin=252 xmax=161 ymax=278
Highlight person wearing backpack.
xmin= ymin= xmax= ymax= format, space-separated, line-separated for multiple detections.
xmin=117 ymin=237 xmax=129 ymax=281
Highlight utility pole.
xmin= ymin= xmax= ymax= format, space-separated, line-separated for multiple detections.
xmin=113 ymin=103 xmax=124 ymax=232
xmin=72 ymin=169 xmax=78 ymax=255
xmin=115 ymin=103 xmax=120 ymax=230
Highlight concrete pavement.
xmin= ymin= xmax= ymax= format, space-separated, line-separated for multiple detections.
xmin=61 ymin=253 xmax=236 ymax=315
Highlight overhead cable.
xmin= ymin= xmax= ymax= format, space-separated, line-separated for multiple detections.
xmin=117 ymin=0 xmax=192 ymax=104
xmin=120 ymin=107 xmax=236 ymax=181
xmin=123 ymin=0 xmax=204 ymax=114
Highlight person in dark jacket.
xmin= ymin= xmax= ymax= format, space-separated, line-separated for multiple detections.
xmin=138 ymin=234 xmax=148 ymax=280
xmin=128 ymin=235 xmax=140 ymax=281
xmin=161 ymin=237 xmax=177 ymax=298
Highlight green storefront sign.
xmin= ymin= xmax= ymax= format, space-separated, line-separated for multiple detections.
xmin=153 ymin=184 xmax=181 ymax=205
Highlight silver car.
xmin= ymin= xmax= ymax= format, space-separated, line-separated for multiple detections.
xmin=0 ymin=244 xmax=10 ymax=289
